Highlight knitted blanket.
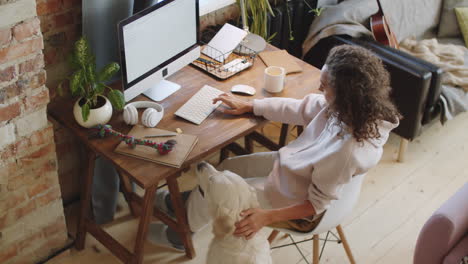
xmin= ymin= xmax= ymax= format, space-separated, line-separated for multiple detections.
xmin=400 ymin=38 xmax=468 ymax=92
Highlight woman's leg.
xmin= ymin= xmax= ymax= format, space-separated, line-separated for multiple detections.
xmin=92 ymin=156 xmax=120 ymax=225
xmin=154 ymin=186 xmax=208 ymax=248
xmin=217 ymin=151 xmax=278 ymax=209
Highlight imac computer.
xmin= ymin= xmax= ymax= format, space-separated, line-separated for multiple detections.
xmin=118 ymin=0 xmax=200 ymax=102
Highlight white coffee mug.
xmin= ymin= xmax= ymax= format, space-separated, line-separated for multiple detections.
xmin=264 ymin=66 xmax=286 ymax=93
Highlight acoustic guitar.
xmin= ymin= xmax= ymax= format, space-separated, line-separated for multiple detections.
xmin=370 ymin=0 xmax=399 ymax=49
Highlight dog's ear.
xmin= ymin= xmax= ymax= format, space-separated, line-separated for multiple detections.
xmin=212 ymin=207 xmax=236 ymax=238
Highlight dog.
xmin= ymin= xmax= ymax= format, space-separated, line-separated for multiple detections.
xmin=195 ymin=161 xmax=273 ymax=264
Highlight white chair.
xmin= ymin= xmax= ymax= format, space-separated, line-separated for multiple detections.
xmin=268 ymin=173 xmax=366 ymax=264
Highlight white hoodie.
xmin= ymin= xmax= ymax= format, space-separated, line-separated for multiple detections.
xmin=253 ymin=94 xmax=398 ymax=214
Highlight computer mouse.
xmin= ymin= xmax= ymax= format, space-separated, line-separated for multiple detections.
xmin=231 ymin=84 xmax=256 ymax=96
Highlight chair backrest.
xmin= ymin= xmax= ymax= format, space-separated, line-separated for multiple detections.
xmin=311 ymin=173 xmax=366 ymax=235
xmin=276 ymin=173 xmax=366 ymax=236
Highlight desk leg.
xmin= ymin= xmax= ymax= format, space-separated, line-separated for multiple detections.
xmin=297 ymin=125 xmax=303 ymax=136
xmin=75 ymin=150 xmax=96 ymax=250
xmin=245 ymin=134 xmax=254 ymax=153
xmin=132 ymin=184 xmax=157 ymax=264
xmin=279 ymin=124 xmax=289 ymax=147
xmin=167 ymin=175 xmax=196 ymax=259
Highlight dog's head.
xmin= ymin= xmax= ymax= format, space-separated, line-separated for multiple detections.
xmin=196 ymin=161 xmax=259 ymax=239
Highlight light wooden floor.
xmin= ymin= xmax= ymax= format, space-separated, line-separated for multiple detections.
xmin=50 ymin=112 xmax=468 ymax=264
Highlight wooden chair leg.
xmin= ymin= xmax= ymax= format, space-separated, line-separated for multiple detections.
xmin=313 ymin=234 xmax=320 ymax=264
xmin=268 ymin=230 xmax=279 ymax=244
xmin=336 ymin=225 xmax=356 ymax=264
xmin=398 ymin=138 xmax=409 ymax=163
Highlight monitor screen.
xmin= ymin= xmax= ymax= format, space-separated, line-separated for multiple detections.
xmin=119 ymin=0 xmax=198 ymax=86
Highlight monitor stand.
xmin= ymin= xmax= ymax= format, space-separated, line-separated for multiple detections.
xmin=143 ymin=79 xmax=181 ymax=102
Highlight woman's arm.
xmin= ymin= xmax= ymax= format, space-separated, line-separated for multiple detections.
xmin=212 ymin=93 xmax=253 ymax=115
xmin=234 ymin=200 xmax=316 ymax=240
xmin=213 ymin=93 xmax=325 ymax=125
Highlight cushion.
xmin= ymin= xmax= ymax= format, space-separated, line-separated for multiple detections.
xmin=442 ymin=233 xmax=468 ymax=264
xmin=380 ymin=0 xmax=444 ymax=41
xmin=455 ymin=7 xmax=468 ymax=46
xmin=438 ymin=0 xmax=468 ymax=37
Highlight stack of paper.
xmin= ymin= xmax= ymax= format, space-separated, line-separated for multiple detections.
xmin=202 ymin=23 xmax=247 ymax=62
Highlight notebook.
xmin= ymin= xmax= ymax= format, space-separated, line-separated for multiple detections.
xmin=258 ymin=50 xmax=303 ymax=74
xmin=115 ymin=125 xmax=198 ymax=168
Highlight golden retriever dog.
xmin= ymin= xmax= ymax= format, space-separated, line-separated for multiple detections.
xmin=196 ymin=161 xmax=273 ymax=264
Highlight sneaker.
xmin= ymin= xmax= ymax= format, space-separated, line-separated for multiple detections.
xmin=147 ymin=223 xmax=185 ymax=252
xmin=154 ymin=189 xmax=175 ymax=218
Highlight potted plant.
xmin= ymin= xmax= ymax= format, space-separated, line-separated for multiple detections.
xmin=240 ymin=0 xmax=323 ymax=41
xmin=60 ymin=37 xmax=125 ymax=128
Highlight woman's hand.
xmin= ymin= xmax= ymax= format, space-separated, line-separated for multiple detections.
xmin=234 ymin=208 xmax=272 ymax=240
xmin=213 ymin=93 xmax=253 ymax=115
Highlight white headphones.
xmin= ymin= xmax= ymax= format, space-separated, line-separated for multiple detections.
xmin=123 ymin=101 xmax=164 ymax=128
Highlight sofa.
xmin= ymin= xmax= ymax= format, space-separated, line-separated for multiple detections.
xmin=300 ymin=0 xmax=468 ymax=161
xmin=413 ymin=183 xmax=468 ymax=264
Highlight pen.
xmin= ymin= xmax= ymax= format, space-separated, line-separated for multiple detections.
xmin=144 ymin=133 xmax=177 ymax=138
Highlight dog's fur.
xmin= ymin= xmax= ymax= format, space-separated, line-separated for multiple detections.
xmin=196 ymin=162 xmax=273 ymax=264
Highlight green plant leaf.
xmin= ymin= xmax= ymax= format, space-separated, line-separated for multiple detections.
xmin=68 ymin=53 xmax=80 ymax=70
xmin=266 ymin=32 xmax=277 ymax=43
xmin=86 ymin=62 xmax=96 ymax=84
xmin=309 ymin=7 xmax=323 ymax=16
xmin=74 ymin=37 xmax=91 ymax=67
xmin=92 ymin=95 xmax=98 ymax=107
xmin=94 ymin=83 xmax=105 ymax=95
xmin=98 ymin=62 xmax=120 ymax=82
xmin=242 ymin=0 xmax=273 ymax=39
xmin=70 ymin=70 xmax=84 ymax=97
xmin=107 ymin=89 xmax=125 ymax=110
xmin=82 ymin=101 xmax=90 ymax=122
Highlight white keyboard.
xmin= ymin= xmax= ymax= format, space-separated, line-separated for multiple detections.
xmin=175 ymin=85 xmax=225 ymax=125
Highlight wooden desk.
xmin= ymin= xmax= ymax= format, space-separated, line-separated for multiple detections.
xmin=48 ymin=46 xmax=320 ymax=264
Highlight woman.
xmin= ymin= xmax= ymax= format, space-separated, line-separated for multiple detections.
xmin=149 ymin=45 xmax=401 ymax=249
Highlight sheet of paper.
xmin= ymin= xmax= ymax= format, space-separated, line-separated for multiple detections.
xmin=201 ymin=23 xmax=247 ymax=62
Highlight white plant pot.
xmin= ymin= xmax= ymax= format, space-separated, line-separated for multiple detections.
xmin=73 ymin=96 xmax=113 ymax=128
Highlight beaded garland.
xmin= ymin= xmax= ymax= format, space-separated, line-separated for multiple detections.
xmin=90 ymin=124 xmax=176 ymax=155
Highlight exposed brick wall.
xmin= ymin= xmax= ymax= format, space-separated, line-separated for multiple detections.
xmin=36 ymin=0 xmax=83 ymax=204
xmin=0 ymin=0 xmax=67 ymax=263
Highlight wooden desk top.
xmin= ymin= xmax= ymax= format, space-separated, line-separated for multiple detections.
xmin=48 ymin=46 xmax=321 ymax=188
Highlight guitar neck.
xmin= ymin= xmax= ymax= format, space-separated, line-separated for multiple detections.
xmin=376 ymin=0 xmax=384 ymax=12
xmin=371 ymin=0 xmax=399 ymax=49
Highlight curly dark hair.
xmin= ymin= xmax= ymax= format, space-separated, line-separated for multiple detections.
xmin=324 ymin=45 xmax=401 ymax=142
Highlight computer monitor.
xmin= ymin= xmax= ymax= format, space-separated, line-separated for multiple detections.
xmin=118 ymin=0 xmax=200 ymax=102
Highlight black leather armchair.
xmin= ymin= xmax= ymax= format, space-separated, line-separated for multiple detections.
xmin=303 ymin=35 xmax=444 ymax=161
